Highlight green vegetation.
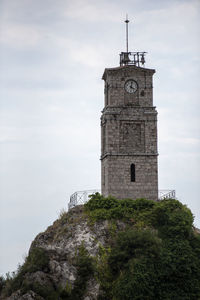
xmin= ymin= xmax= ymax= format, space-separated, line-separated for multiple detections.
xmin=1 ymin=247 xmax=50 ymax=298
xmin=1 ymin=244 xmax=94 ymax=300
xmin=65 ymin=243 xmax=95 ymax=300
xmin=1 ymin=194 xmax=200 ymax=300
xmin=85 ymin=194 xmax=200 ymax=299
xmin=85 ymin=193 xmax=156 ymax=223
xmin=59 ymin=242 xmax=95 ymax=300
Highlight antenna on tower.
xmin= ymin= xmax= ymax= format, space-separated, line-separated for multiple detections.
xmin=120 ymin=16 xmax=147 ymax=67
xmin=125 ymin=14 xmax=129 ymax=53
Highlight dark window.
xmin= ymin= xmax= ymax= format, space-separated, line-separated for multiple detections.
xmin=103 ymin=167 xmax=105 ymax=186
xmin=131 ymin=164 xmax=135 ymax=182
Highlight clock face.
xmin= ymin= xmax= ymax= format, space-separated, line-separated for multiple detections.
xmin=125 ymin=80 xmax=138 ymax=94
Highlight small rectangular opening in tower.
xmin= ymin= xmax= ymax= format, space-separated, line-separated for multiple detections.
xmin=131 ymin=164 xmax=135 ymax=182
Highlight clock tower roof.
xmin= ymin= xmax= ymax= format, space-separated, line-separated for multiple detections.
xmin=102 ymin=65 xmax=155 ymax=81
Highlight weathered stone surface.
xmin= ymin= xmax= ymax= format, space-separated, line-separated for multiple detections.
xmin=5 ymin=290 xmax=43 ymax=300
xmin=84 ymin=278 xmax=100 ymax=300
xmin=24 ymin=271 xmax=52 ymax=289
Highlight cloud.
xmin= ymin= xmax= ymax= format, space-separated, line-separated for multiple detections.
xmin=63 ymin=0 xmax=122 ymax=22
xmin=0 ymin=23 xmax=43 ymax=48
xmin=135 ymin=1 xmax=200 ymax=54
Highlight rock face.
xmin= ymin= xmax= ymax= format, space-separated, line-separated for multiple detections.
xmin=30 ymin=206 xmax=103 ymax=298
xmin=6 ymin=290 xmax=43 ymax=300
xmin=2 ymin=205 xmax=124 ymax=300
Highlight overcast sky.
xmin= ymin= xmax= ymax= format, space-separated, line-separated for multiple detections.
xmin=0 ymin=0 xmax=200 ymax=276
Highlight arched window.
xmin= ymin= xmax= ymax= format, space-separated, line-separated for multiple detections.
xmin=131 ymin=164 xmax=135 ymax=182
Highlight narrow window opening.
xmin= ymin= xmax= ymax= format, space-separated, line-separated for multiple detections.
xmin=131 ymin=164 xmax=135 ymax=182
xmin=103 ymin=167 xmax=105 ymax=186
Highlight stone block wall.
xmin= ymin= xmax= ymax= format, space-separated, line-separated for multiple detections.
xmin=101 ymin=155 xmax=158 ymax=201
xmin=101 ymin=65 xmax=158 ymax=201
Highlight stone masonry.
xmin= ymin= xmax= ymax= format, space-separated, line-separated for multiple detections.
xmin=101 ymin=65 xmax=158 ymax=201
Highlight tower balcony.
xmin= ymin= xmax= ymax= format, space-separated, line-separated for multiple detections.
xmin=68 ymin=189 xmax=176 ymax=210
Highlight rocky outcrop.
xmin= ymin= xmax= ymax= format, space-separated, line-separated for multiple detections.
xmin=6 ymin=290 xmax=43 ymax=300
xmin=2 ymin=205 xmax=124 ymax=299
xmin=2 ymin=197 xmax=199 ymax=300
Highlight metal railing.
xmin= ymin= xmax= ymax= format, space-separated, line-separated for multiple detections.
xmin=158 ymin=190 xmax=176 ymax=200
xmin=68 ymin=189 xmax=176 ymax=210
xmin=120 ymin=51 xmax=147 ymax=67
xmin=68 ymin=189 xmax=100 ymax=210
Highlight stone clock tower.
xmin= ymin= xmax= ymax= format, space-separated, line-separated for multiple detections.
xmin=101 ymin=22 xmax=158 ymax=201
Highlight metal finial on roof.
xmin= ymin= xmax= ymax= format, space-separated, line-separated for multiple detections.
xmin=125 ymin=14 xmax=129 ymax=52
